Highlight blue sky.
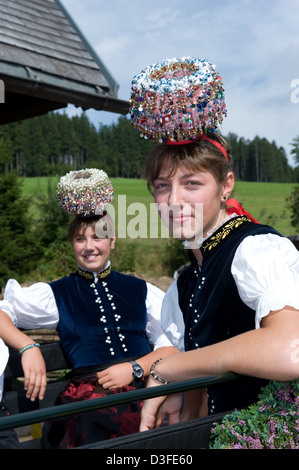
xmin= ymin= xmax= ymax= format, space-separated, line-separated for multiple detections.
xmin=60 ymin=0 xmax=299 ymax=166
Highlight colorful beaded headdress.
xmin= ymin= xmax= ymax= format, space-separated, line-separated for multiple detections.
xmin=129 ymin=57 xmax=227 ymax=144
xmin=57 ymin=168 xmax=114 ymax=216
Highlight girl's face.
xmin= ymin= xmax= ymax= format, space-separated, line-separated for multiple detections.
xmin=153 ymin=164 xmax=234 ymax=244
xmin=72 ymin=225 xmax=115 ymax=273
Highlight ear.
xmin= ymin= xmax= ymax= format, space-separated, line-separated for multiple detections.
xmin=110 ymin=236 xmax=116 ymax=250
xmin=222 ymin=171 xmax=234 ymax=199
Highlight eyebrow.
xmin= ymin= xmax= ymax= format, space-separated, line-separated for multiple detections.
xmin=181 ymin=173 xmax=200 ymax=179
xmin=155 ymin=172 xmax=203 ymax=181
xmin=154 ymin=176 xmax=168 ymax=181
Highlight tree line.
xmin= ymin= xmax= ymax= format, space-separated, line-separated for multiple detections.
xmin=0 ymin=112 xmax=298 ymax=182
xmin=0 ymin=111 xmax=299 ymax=286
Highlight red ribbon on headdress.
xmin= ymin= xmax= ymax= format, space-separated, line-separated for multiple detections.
xmin=165 ymin=135 xmax=228 ymax=162
xmin=226 ymin=198 xmax=259 ymax=224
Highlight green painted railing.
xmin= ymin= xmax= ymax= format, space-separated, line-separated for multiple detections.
xmin=0 ymin=372 xmax=239 ymax=432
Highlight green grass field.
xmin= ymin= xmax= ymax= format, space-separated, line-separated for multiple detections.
xmin=21 ymin=177 xmax=298 ymax=237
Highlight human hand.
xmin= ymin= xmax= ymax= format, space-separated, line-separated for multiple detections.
xmin=97 ymin=362 xmax=133 ymax=389
xmin=139 ymin=376 xmax=182 ymax=431
xmin=21 ymin=346 xmax=47 ymax=401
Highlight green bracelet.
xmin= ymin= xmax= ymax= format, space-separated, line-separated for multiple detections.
xmin=19 ymin=343 xmax=40 ymax=356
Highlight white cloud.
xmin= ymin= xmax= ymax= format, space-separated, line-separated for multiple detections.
xmin=60 ymin=0 xmax=299 ymax=165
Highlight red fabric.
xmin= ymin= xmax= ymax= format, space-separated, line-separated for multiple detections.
xmin=165 ymin=134 xmax=228 ymax=161
xmin=226 ymin=199 xmax=259 ymax=224
xmin=165 ymin=138 xmax=197 ymax=145
xmin=200 ymin=135 xmax=228 ymax=161
xmin=42 ymin=376 xmax=145 ymax=449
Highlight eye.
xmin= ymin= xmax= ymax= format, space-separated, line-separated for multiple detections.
xmin=154 ymin=180 xmax=169 ymax=191
xmin=186 ymin=179 xmax=201 ymax=187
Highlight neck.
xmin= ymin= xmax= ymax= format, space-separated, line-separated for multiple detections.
xmin=192 ymin=247 xmax=203 ymax=265
xmin=77 ymin=261 xmax=111 ymax=280
xmin=203 ymin=206 xmax=228 ymax=238
xmin=189 ymin=207 xmax=229 ymax=265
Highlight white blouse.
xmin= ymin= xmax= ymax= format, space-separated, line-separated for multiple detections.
xmin=0 ymin=278 xmax=172 ymax=351
xmin=161 ymin=233 xmax=299 ymax=352
xmin=0 ymin=339 xmax=9 ymax=401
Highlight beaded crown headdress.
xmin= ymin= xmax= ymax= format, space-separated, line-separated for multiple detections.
xmin=57 ymin=168 xmax=114 ymax=217
xmin=129 ymin=57 xmax=227 ymax=144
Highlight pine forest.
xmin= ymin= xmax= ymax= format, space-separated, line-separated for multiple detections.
xmin=0 ymin=112 xmax=298 ymax=183
xmin=0 ymin=112 xmax=298 ymax=286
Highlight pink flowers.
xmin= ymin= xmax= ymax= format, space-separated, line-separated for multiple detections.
xmin=210 ymin=380 xmax=299 ymax=449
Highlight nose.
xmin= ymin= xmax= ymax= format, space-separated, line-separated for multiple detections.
xmin=84 ymin=237 xmax=96 ymax=251
xmin=168 ymin=183 xmax=184 ymax=207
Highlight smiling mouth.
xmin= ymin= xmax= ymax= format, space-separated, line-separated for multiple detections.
xmin=84 ymin=254 xmax=98 ymax=260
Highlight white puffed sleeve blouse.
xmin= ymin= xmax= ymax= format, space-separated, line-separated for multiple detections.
xmin=0 ymin=276 xmax=172 ymax=351
xmin=161 ymin=233 xmax=299 ymax=351
xmin=0 ymin=339 xmax=9 ymax=401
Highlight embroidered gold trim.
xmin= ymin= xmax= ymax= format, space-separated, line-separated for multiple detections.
xmin=201 ymin=216 xmax=251 ymax=253
xmin=77 ymin=265 xmax=111 ymax=280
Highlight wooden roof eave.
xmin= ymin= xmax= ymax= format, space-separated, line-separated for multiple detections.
xmin=1 ymin=67 xmax=129 ymax=116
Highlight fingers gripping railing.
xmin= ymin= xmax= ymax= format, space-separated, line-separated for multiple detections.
xmin=0 ymin=372 xmax=238 ymax=432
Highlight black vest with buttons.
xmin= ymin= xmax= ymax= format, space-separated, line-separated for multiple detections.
xmin=50 ymin=269 xmax=151 ymax=370
xmin=177 ymin=216 xmax=282 ymax=414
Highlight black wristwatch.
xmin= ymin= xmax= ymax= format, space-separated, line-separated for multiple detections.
xmin=130 ymin=361 xmax=144 ymax=380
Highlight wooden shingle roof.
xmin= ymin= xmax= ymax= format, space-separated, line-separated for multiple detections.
xmin=0 ymin=0 xmax=129 ymax=124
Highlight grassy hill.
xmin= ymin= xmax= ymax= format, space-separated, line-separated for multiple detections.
xmin=21 ymin=177 xmax=298 ymax=236
xmin=17 ymin=176 xmax=298 ymax=279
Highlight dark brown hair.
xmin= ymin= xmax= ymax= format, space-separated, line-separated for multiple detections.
xmin=143 ymin=132 xmax=233 ymax=194
xmin=68 ymin=212 xmax=114 ymax=242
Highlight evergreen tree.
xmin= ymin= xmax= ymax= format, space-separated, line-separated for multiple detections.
xmin=41 ymin=113 xmax=61 ymax=174
xmin=23 ymin=117 xmax=49 ymax=176
xmin=290 ymin=136 xmax=299 ymax=167
xmin=33 ymin=179 xmax=71 ymax=249
xmin=0 ymin=173 xmax=40 ymax=285
xmin=286 ymin=186 xmax=299 ymax=230
xmin=0 ymin=125 xmax=14 ymax=172
xmin=0 ymin=112 xmax=297 ymax=181
xmin=8 ymin=121 xmax=28 ymax=176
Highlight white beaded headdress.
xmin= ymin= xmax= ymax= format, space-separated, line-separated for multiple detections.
xmin=130 ymin=57 xmax=227 ymax=143
xmin=57 ymin=169 xmax=114 ymax=216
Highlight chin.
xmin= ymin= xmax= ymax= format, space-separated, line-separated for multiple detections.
xmin=172 ymin=227 xmax=199 ymax=241
xmin=80 ymin=262 xmax=98 ymax=272
xmin=81 ymin=266 xmax=93 ymax=273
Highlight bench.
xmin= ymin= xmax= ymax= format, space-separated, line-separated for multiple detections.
xmin=2 ymin=341 xmax=71 ymax=448
xmin=1 ymin=340 xmax=237 ymax=449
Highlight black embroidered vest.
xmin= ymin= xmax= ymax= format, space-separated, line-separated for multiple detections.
xmin=50 ymin=270 xmax=151 ymax=370
xmin=177 ymin=216 xmax=282 ymax=414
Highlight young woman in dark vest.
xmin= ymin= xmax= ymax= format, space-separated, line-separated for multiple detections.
xmin=128 ymin=57 xmax=299 ymax=430
xmin=0 ymin=170 xmax=177 ymax=447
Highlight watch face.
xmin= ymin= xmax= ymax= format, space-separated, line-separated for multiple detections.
xmin=133 ymin=364 xmax=144 ymax=379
